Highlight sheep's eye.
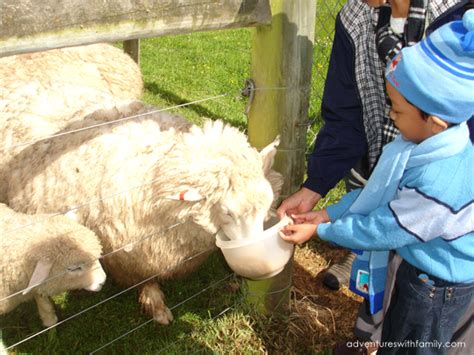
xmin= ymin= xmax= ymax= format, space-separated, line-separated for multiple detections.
xmin=224 ymin=210 xmax=235 ymax=220
xmin=67 ymin=265 xmax=84 ymax=272
xmin=220 ymin=209 xmax=234 ymax=224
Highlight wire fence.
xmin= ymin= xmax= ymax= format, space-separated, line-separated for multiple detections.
xmin=0 ymin=86 xmax=277 ymax=352
xmin=308 ymin=0 xmax=346 ymax=150
xmin=0 ymin=1 xmax=346 ymax=352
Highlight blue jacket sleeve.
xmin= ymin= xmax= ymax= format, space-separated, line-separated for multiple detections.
xmin=326 ymin=189 xmax=362 ymax=221
xmin=317 ymin=204 xmax=418 ymax=251
xmin=303 ymin=13 xmax=368 ymax=197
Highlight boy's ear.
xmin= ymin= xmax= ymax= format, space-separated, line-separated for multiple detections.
xmin=429 ymin=115 xmax=449 ymax=133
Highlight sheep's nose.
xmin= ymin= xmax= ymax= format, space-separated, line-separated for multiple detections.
xmin=86 ymin=277 xmax=106 ymax=292
xmin=86 ymin=263 xmax=107 ymax=291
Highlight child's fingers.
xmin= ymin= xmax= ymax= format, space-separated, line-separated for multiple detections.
xmin=291 ymin=212 xmax=317 ymax=223
xmin=282 ymin=224 xmax=299 ymax=232
xmin=280 ymin=231 xmax=308 ymax=245
xmin=290 ymin=216 xmax=305 ymax=224
xmin=290 ymin=213 xmax=306 ymax=220
xmin=291 ymin=215 xmax=307 ymax=224
xmin=279 ymin=231 xmax=297 ymax=243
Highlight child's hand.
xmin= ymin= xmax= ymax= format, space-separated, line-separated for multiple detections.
xmin=279 ymin=224 xmax=317 ymax=245
xmin=290 ymin=209 xmax=330 ymax=225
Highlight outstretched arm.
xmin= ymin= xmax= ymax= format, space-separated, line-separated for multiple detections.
xmin=276 ymin=187 xmax=321 ymax=219
xmin=317 ymin=203 xmax=418 ymax=251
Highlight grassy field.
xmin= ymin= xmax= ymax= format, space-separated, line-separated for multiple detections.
xmin=0 ymin=2 xmax=356 ymax=354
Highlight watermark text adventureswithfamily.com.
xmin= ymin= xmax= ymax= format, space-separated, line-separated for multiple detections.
xmin=346 ymin=340 xmax=466 ymax=350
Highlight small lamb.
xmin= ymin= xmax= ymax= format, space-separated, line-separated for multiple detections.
xmin=0 ymin=203 xmax=106 ymax=327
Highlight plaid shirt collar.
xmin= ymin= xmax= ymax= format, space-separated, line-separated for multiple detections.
xmin=339 ymin=0 xmax=464 ymax=170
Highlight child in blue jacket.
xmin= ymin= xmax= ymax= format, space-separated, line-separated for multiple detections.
xmin=281 ymin=10 xmax=474 ymax=352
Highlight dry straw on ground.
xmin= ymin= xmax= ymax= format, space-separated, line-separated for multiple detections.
xmin=243 ymin=239 xmax=363 ymax=353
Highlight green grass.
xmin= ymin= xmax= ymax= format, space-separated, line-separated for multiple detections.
xmin=140 ymin=29 xmax=252 ymax=131
xmin=1 ymin=1 xmax=345 ymax=353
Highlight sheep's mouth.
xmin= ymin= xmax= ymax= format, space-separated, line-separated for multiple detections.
xmin=85 ymin=282 xmax=105 ymax=292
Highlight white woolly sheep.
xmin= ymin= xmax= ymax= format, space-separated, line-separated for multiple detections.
xmin=0 ymin=43 xmax=143 ymax=202
xmin=0 ymin=42 xmax=143 ymax=108
xmin=0 ymin=203 xmax=106 ymax=327
xmin=7 ymin=101 xmax=282 ymax=325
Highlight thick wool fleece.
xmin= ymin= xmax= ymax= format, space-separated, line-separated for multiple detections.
xmin=0 ymin=203 xmax=103 ymax=314
xmin=0 ymin=43 xmax=143 ymax=202
xmin=7 ymin=101 xmax=281 ymax=289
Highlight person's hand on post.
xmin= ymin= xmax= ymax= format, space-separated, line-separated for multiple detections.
xmin=276 ymin=187 xmax=322 ymax=219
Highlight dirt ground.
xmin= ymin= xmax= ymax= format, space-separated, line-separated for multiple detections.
xmin=263 ymin=238 xmax=364 ymax=353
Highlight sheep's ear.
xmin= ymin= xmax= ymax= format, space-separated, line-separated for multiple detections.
xmin=260 ymin=135 xmax=280 ymax=175
xmin=23 ymin=259 xmax=53 ymax=295
xmin=266 ymin=169 xmax=284 ymax=206
xmin=165 ymin=188 xmax=204 ymax=201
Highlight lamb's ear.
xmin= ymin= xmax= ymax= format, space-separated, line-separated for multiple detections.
xmin=260 ymin=135 xmax=280 ymax=175
xmin=23 ymin=259 xmax=53 ymax=295
xmin=165 ymin=188 xmax=204 ymax=201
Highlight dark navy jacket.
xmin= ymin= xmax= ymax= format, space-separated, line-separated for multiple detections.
xmin=303 ymin=2 xmax=474 ymax=197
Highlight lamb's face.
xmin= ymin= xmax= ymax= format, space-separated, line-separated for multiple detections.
xmin=32 ymin=234 xmax=107 ymax=295
xmin=29 ymin=256 xmax=106 ymax=298
xmin=62 ymin=260 xmax=107 ymax=292
xmin=217 ymin=178 xmax=274 ymax=240
xmin=52 ymin=230 xmax=107 ymax=292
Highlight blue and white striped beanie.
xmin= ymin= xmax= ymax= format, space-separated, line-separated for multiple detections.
xmin=386 ymin=10 xmax=474 ymax=124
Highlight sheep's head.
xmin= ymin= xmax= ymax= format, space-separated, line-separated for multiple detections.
xmin=24 ymin=220 xmax=106 ymax=296
xmin=158 ymin=121 xmax=281 ymax=240
xmin=215 ymin=176 xmax=274 ymax=240
xmin=214 ymin=135 xmax=281 ymax=240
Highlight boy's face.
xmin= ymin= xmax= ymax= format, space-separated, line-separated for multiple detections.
xmin=386 ymin=82 xmax=435 ymax=143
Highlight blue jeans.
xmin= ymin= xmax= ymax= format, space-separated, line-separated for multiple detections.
xmin=380 ymin=260 xmax=474 ymax=355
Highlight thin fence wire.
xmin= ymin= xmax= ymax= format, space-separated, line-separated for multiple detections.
xmin=153 ymin=305 xmax=234 ymax=355
xmin=89 ymin=273 xmax=234 ymax=354
xmin=0 ymin=94 xmax=228 ymax=152
xmin=2 ymin=2 xmax=345 ymax=351
xmin=5 ymin=247 xmax=217 ymax=350
xmin=0 ymin=84 xmax=293 ymax=350
xmin=0 ymin=221 xmax=184 ymax=303
xmin=0 ymin=82 xmax=302 ymax=307
xmin=308 ymin=0 xmax=346 ymax=152
xmin=0 ymin=85 xmax=295 ymax=154
xmin=2 ymin=172 xmax=182 ymax=237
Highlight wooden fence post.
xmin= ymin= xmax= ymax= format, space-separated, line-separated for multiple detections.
xmin=248 ymin=0 xmax=316 ymax=199
xmin=123 ymin=39 xmax=140 ymax=65
xmin=245 ymin=0 xmax=316 ymax=314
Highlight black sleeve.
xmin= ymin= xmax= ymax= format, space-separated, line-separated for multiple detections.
xmin=303 ymin=13 xmax=368 ymax=196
